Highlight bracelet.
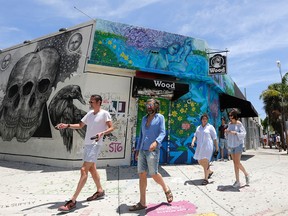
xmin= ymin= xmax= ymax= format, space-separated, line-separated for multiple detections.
xmin=67 ymin=124 xmax=70 ymax=128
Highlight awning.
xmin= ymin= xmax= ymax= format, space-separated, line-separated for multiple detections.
xmin=132 ymin=77 xmax=189 ymax=100
xmin=219 ymin=93 xmax=258 ymax=117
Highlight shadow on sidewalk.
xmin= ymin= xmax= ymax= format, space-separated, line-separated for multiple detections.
xmin=184 ymin=179 xmax=215 ymax=186
xmin=145 ymin=202 xmax=171 ymax=214
xmin=117 ymin=202 xmax=171 ymax=215
xmin=241 ymin=154 xmax=255 ymax=161
xmin=106 ymin=165 xmax=172 ymax=181
xmin=117 ymin=203 xmax=146 ymax=215
xmin=0 ymin=159 xmax=172 ymax=181
xmin=21 ymin=200 xmax=88 ymax=215
xmin=0 ymin=160 xmax=76 ymax=172
xmin=216 ymin=185 xmax=246 ymax=192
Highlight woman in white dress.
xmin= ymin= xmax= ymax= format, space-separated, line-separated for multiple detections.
xmin=191 ymin=113 xmax=218 ymax=185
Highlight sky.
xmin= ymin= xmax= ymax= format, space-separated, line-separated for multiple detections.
xmin=1 ymin=0 xmax=288 ymax=120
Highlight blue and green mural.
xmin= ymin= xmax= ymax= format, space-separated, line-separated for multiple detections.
xmin=168 ymin=80 xmax=220 ymax=164
xmin=89 ymin=19 xmax=209 ymax=79
xmin=89 ymin=19 xmax=235 ymax=95
xmin=132 ymin=81 xmax=220 ymax=165
xmin=89 ymin=19 xmax=238 ymax=164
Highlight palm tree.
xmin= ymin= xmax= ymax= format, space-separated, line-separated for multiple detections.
xmin=260 ymin=72 xmax=288 ymax=150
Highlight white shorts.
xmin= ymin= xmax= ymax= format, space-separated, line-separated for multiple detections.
xmin=83 ymin=144 xmax=102 ymax=163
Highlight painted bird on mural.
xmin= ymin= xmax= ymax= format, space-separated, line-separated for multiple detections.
xmin=48 ymin=85 xmax=86 ymax=152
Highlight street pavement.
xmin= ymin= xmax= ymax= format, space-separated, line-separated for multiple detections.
xmin=1 ymin=146 xmax=288 ymax=216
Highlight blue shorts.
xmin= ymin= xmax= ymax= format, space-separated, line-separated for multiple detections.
xmin=137 ymin=149 xmax=160 ymax=175
xmin=219 ymin=138 xmax=228 ymax=149
xmin=228 ymin=144 xmax=243 ymax=154
xmin=83 ymin=144 xmax=102 ymax=163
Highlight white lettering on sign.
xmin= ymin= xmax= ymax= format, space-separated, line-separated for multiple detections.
xmin=154 ymin=80 xmax=175 ymax=89
xmin=209 ymin=67 xmax=226 ymax=74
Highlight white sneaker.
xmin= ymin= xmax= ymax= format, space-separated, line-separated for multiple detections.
xmin=245 ymin=175 xmax=250 ymax=185
xmin=232 ymin=181 xmax=240 ymax=188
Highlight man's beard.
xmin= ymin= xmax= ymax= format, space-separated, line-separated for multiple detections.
xmin=147 ymin=109 xmax=155 ymax=114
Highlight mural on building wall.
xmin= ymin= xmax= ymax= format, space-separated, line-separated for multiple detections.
xmin=0 ymin=24 xmax=93 ymax=144
xmin=89 ymin=19 xmax=209 ymax=79
xmin=133 ymin=81 xmax=220 ymax=165
xmin=169 ymin=81 xmax=219 ymax=164
xmin=87 ymin=19 xmax=223 ymax=165
xmin=0 ymin=47 xmax=60 ymax=142
xmin=48 ymin=84 xmax=124 ymax=154
xmin=212 ymin=73 xmax=235 ymax=95
xmin=48 ymin=85 xmax=87 ymax=152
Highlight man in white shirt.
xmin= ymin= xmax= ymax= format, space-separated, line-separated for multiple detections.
xmin=57 ymin=94 xmax=114 ymax=212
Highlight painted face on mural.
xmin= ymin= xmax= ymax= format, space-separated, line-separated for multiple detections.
xmin=1 ymin=54 xmax=11 ymax=70
xmin=167 ymin=43 xmax=180 ymax=55
xmin=68 ymin=33 xmax=83 ymax=52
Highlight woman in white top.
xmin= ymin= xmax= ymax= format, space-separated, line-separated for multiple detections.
xmin=225 ymin=110 xmax=249 ymax=188
xmin=191 ymin=113 xmax=218 ymax=185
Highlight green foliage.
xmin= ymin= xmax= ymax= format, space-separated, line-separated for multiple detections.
xmin=170 ymin=99 xmax=201 ymax=139
xmin=260 ymin=72 xmax=288 ymax=133
xmin=89 ymin=30 xmax=138 ymax=69
xmin=193 ymin=50 xmax=208 ymax=59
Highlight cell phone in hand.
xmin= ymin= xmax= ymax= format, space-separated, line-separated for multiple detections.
xmin=90 ymin=134 xmax=99 ymax=141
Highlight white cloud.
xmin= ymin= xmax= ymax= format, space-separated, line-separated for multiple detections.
xmin=0 ymin=27 xmax=20 ymax=33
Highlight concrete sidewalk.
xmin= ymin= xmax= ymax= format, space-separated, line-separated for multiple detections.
xmin=1 ymin=147 xmax=288 ymax=216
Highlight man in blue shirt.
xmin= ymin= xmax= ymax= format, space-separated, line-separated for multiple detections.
xmin=129 ymin=98 xmax=173 ymax=211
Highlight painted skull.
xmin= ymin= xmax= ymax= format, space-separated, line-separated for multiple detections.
xmin=0 ymin=47 xmax=60 ymax=141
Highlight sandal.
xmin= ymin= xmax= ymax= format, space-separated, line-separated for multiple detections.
xmin=202 ymin=179 xmax=209 ymax=185
xmin=86 ymin=190 xmax=105 ymax=201
xmin=164 ymin=187 xmax=173 ymax=203
xmin=208 ymin=172 xmax=214 ymax=179
xmin=129 ymin=202 xmax=147 ymax=211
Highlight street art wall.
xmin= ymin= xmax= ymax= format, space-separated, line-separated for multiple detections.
xmin=130 ymin=79 xmax=220 ymax=165
xmin=89 ymin=19 xmax=209 ymax=79
xmin=88 ymin=19 xmax=224 ymax=164
xmin=0 ymin=20 xmax=138 ymax=167
xmin=0 ymin=18 xmax=246 ymax=167
xmin=0 ymin=21 xmax=97 ymax=166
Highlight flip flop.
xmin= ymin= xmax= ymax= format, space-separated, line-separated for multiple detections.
xmin=129 ymin=202 xmax=147 ymax=211
xmin=208 ymin=172 xmax=214 ymax=179
xmin=164 ymin=187 xmax=173 ymax=203
xmin=86 ymin=191 xmax=105 ymax=201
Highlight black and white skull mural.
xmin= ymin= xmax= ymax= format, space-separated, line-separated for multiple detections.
xmin=0 ymin=48 xmax=60 ymax=141
xmin=0 ymin=30 xmax=83 ymax=143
